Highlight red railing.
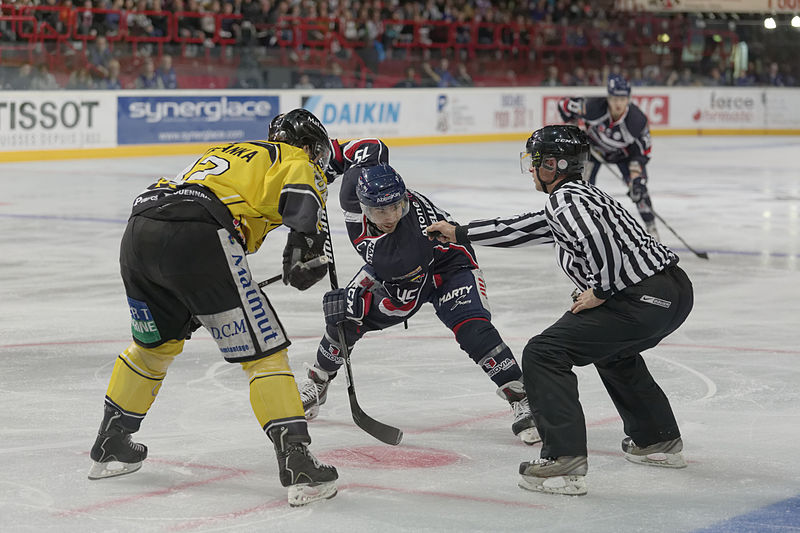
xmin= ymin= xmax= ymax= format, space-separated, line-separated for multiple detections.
xmin=0 ymin=7 xmax=740 ymax=87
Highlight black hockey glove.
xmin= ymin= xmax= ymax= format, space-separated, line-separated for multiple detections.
xmin=282 ymin=230 xmax=328 ymax=291
xmin=628 ymin=177 xmax=646 ymax=203
xmin=323 ymin=286 xmax=372 ymax=326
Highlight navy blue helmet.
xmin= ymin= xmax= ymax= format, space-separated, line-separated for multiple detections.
xmin=356 ymin=164 xmax=410 ymax=225
xmin=607 ymin=74 xmax=631 ymax=97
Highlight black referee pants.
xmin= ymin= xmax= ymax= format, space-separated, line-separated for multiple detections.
xmin=522 ymin=265 xmax=693 ymax=459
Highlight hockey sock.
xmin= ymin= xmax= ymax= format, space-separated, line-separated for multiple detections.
xmin=455 ymin=319 xmax=522 ymax=387
xmin=315 ymin=331 xmax=349 ymax=373
xmin=104 ymin=340 xmax=183 ymax=430
xmin=241 ymin=349 xmax=309 ymax=440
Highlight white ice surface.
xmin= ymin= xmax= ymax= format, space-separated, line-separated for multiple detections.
xmin=1 ymin=137 xmax=799 ymax=532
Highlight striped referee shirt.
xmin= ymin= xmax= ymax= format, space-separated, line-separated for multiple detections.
xmin=464 ymin=177 xmax=678 ymax=299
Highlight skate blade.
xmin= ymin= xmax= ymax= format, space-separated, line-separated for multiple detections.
xmin=518 ymin=474 xmax=587 ymax=496
xmin=624 ymin=452 xmax=687 ymax=469
xmin=518 ymin=427 xmax=542 ymax=445
xmin=288 ymin=481 xmax=337 ymax=507
xmin=88 ymin=460 xmax=143 ymax=480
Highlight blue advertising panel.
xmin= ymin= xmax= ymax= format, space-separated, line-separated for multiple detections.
xmin=117 ymin=95 xmax=279 ymax=145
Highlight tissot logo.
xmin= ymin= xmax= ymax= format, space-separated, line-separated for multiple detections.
xmin=0 ymin=100 xmax=99 ymax=129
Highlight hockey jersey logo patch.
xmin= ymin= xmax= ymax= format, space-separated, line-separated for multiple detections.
xmin=127 ymin=297 xmax=161 ymax=344
xmin=482 ymin=357 xmax=514 ymax=378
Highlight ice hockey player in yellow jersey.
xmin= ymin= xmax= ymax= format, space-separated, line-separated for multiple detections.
xmin=88 ymin=109 xmax=338 ymax=507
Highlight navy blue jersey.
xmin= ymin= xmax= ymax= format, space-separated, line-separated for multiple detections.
xmin=331 ymin=138 xmax=479 ymax=312
xmin=558 ymin=97 xmax=652 ymax=166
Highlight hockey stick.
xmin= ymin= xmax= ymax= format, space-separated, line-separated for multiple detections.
xmin=257 ymin=256 xmax=331 ymax=289
xmin=320 ymin=207 xmax=404 ymax=446
xmin=590 ymin=150 xmax=710 ymax=260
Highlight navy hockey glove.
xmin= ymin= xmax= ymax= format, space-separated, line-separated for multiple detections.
xmin=282 ymin=230 xmax=328 ymax=291
xmin=628 ymin=176 xmax=646 ymax=203
xmin=323 ymin=286 xmax=372 ymax=326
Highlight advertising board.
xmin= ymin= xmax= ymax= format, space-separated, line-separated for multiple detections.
xmin=542 ymin=93 xmax=670 ymax=127
xmin=0 ymin=92 xmax=116 ymax=151
xmin=117 ymin=95 xmax=279 ymax=144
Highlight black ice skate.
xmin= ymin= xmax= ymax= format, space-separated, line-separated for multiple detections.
xmin=298 ymin=363 xmax=335 ymax=420
xmin=88 ymin=405 xmax=148 ymax=480
xmin=518 ymin=456 xmax=588 ymax=496
xmin=497 ymin=381 xmax=541 ymax=445
xmin=622 ymin=436 xmax=686 ymax=468
xmin=269 ymin=426 xmax=338 ymax=507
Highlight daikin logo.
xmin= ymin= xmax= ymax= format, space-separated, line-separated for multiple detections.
xmin=303 ymin=96 xmax=400 ymax=125
xmin=128 ymin=96 xmax=273 ymax=123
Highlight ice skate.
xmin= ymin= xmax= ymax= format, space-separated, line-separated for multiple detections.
xmin=269 ymin=426 xmax=338 ymax=507
xmin=518 ymin=456 xmax=588 ymax=496
xmin=298 ymin=363 xmax=335 ymax=420
xmin=88 ymin=405 xmax=148 ymax=480
xmin=622 ymin=436 xmax=686 ymax=468
xmin=497 ymin=381 xmax=541 ymax=445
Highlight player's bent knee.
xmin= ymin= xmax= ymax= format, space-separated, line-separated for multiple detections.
xmin=105 ymin=340 xmax=183 ymax=416
xmin=241 ymin=349 xmax=306 ymax=427
xmin=126 ymin=340 xmax=183 ymax=374
xmin=454 ymin=319 xmax=502 ymax=363
xmin=240 ymin=348 xmax=292 ymax=379
xmin=522 ymin=337 xmax=549 ymax=364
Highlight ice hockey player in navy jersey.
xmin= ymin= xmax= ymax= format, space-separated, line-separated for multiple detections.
xmin=558 ymin=75 xmax=659 ymax=239
xmin=278 ymin=131 xmax=539 ymax=445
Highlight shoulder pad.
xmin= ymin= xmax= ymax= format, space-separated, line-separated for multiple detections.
xmin=625 ymin=105 xmax=649 ymax=132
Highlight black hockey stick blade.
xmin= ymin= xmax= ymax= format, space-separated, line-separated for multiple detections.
xmin=347 ymin=384 xmax=404 ymax=445
xmin=337 ymin=323 xmax=403 ymax=445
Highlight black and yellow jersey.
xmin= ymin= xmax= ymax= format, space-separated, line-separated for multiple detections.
xmin=133 ymin=140 xmax=328 ymax=254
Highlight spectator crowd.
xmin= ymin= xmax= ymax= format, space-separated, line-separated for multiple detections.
xmin=0 ymin=0 xmax=796 ymax=89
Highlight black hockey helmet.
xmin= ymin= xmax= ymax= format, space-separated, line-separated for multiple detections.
xmin=521 ymin=125 xmax=589 ymax=178
xmin=267 ymin=108 xmax=332 ymax=169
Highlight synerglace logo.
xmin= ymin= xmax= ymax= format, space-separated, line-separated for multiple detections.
xmin=128 ymin=96 xmax=273 ymax=123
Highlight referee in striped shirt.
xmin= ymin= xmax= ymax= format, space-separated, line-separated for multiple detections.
xmin=427 ymin=125 xmax=693 ymax=496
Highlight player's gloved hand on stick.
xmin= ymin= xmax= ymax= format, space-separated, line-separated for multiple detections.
xmin=323 ymin=286 xmax=372 ymax=326
xmin=282 ymin=230 xmax=328 ymax=290
xmin=628 ymin=176 xmax=646 ymax=203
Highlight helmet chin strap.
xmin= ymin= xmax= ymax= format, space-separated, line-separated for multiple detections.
xmin=535 ymin=167 xmax=559 ymax=193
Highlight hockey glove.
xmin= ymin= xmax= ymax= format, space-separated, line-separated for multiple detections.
xmin=628 ymin=176 xmax=646 ymax=203
xmin=323 ymin=286 xmax=372 ymax=326
xmin=558 ymin=98 xmax=584 ymax=123
xmin=282 ymin=230 xmax=328 ymax=291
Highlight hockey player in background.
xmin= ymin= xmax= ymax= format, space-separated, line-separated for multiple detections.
xmin=427 ymin=125 xmax=693 ymax=496
xmin=88 ymin=109 xmax=338 ymax=507
xmin=558 ymin=74 xmax=660 ymax=239
xmin=279 ymin=133 xmax=539 ymax=445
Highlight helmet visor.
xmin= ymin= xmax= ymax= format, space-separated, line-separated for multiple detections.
xmin=520 ymin=150 xmax=545 ymax=173
xmin=520 ymin=151 xmax=532 ymax=173
xmin=361 ymin=196 xmax=410 ymax=230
